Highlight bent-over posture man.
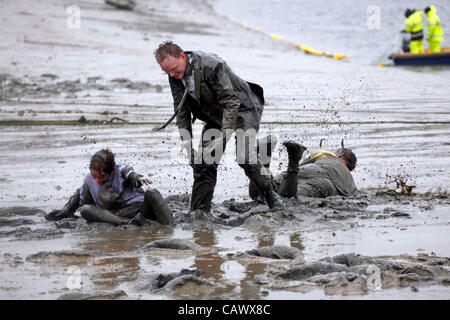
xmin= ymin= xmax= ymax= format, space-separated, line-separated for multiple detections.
xmin=154 ymin=41 xmax=283 ymax=212
xmin=250 ymin=140 xmax=357 ymax=200
xmin=45 ymin=149 xmax=174 ymax=226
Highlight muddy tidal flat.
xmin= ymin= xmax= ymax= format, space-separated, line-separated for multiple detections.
xmin=0 ymin=0 xmax=449 ymax=300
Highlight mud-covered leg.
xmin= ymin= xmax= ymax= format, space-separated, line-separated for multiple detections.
xmin=80 ymin=204 xmax=129 ymax=226
xmin=191 ymin=164 xmax=218 ymax=212
xmin=278 ymin=141 xmax=307 ymax=198
xmin=142 ymin=189 xmax=174 ymax=225
xmin=238 ymin=132 xmax=282 ymax=210
xmin=249 ymin=135 xmax=277 ymax=201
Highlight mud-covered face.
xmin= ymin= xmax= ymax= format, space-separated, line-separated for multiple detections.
xmin=159 ymin=52 xmax=186 ymax=79
xmin=91 ymin=169 xmax=114 ymax=186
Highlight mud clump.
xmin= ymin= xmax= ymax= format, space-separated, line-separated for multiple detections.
xmin=57 ymin=290 xmax=127 ymax=300
xmin=147 ymin=269 xmax=205 ymax=290
xmin=276 ymin=263 xmax=350 ymax=281
xmin=54 ymin=219 xmax=79 ymax=229
xmin=0 ymin=227 xmax=64 ymax=240
xmin=138 ymin=238 xmax=200 ymax=251
xmin=175 ymin=200 xmax=271 ymax=227
xmin=247 ymin=245 xmax=302 ymax=260
xmin=0 ymin=207 xmax=45 ymax=217
xmin=0 ymin=218 xmax=35 ymax=227
xmin=263 ymin=253 xmax=450 ymax=296
xmin=164 ymin=275 xmax=211 ymax=291
xmin=105 ymin=0 xmax=136 ymax=11
xmin=0 ymin=75 xmax=164 ymax=100
xmin=26 ymin=250 xmax=104 ymax=262
xmin=376 ymin=207 xmax=411 ymax=219
xmin=401 ymin=265 xmax=435 ymax=280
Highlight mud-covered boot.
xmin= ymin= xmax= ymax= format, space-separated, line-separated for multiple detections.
xmin=278 ymin=141 xmax=307 ymax=198
xmin=143 ymin=189 xmax=174 ymax=225
xmin=249 ymin=135 xmax=278 ymax=201
xmin=129 ymin=212 xmax=147 ymax=226
xmin=244 ymin=161 xmax=284 ymax=211
xmin=265 ymin=189 xmax=284 ymax=211
xmin=80 ymin=205 xmax=129 ymax=226
xmin=284 ymin=141 xmax=307 ymax=165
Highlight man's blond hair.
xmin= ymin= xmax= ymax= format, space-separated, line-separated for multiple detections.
xmin=154 ymin=41 xmax=183 ymax=64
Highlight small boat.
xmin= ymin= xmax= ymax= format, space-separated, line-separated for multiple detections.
xmin=390 ymin=47 xmax=450 ymax=65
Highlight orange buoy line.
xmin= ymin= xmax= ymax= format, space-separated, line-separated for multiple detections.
xmin=232 ymin=19 xmax=351 ymax=60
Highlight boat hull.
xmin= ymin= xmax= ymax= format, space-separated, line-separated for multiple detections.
xmin=392 ymin=47 xmax=450 ymax=65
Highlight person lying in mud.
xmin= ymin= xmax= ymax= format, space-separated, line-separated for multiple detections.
xmin=45 ymin=149 xmax=174 ymax=226
xmin=249 ymin=139 xmax=357 ymax=201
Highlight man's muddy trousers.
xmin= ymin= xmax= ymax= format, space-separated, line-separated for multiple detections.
xmin=190 ymin=125 xmax=276 ymax=212
xmin=80 ymin=189 xmax=173 ymax=226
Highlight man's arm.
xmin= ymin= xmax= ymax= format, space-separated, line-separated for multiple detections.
xmin=169 ymin=77 xmax=195 ymax=163
xmin=45 ymin=185 xmax=85 ymax=221
xmin=121 ymin=165 xmax=150 ymax=188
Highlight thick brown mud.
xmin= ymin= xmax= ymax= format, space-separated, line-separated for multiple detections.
xmin=0 ymin=188 xmax=449 ymax=299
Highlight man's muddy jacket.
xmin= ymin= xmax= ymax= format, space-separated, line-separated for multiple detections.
xmin=169 ymin=51 xmax=265 ymax=137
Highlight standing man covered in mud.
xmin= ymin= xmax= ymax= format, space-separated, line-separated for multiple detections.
xmin=45 ymin=149 xmax=174 ymax=226
xmin=154 ymin=41 xmax=283 ymax=212
xmin=250 ymin=140 xmax=357 ymax=200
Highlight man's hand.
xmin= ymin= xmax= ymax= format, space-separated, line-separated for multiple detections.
xmin=126 ymin=171 xmax=151 ymax=188
xmin=45 ymin=209 xmax=71 ymax=221
xmin=136 ymin=176 xmax=151 ymax=187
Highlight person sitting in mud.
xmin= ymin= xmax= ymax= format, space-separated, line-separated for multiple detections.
xmin=45 ymin=149 xmax=174 ymax=226
xmin=249 ymin=139 xmax=357 ymax=200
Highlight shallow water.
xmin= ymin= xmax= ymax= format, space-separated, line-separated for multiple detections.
xmin=211 ymin=0 xmax=450 ymax=64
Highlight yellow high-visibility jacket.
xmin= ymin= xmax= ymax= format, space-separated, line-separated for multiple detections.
xmin=405 ymin=10 xmax=424 ymax=40
xmin=426 ymin=6 xmax=444 ymax=42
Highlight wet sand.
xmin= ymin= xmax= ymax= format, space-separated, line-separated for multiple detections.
xmin=0 ymin=0 xmax=449 ymax=300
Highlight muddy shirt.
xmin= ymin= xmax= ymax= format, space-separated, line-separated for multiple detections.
xmin=79 ymin=163 xmax=144 ymax=208
xmin=275 ymin=152 xmax=357 ymax=197
xmin=313 ymin=156 xmax=357 ymax=196
xmin=295 ymin=163 xmax=340 ymax=197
